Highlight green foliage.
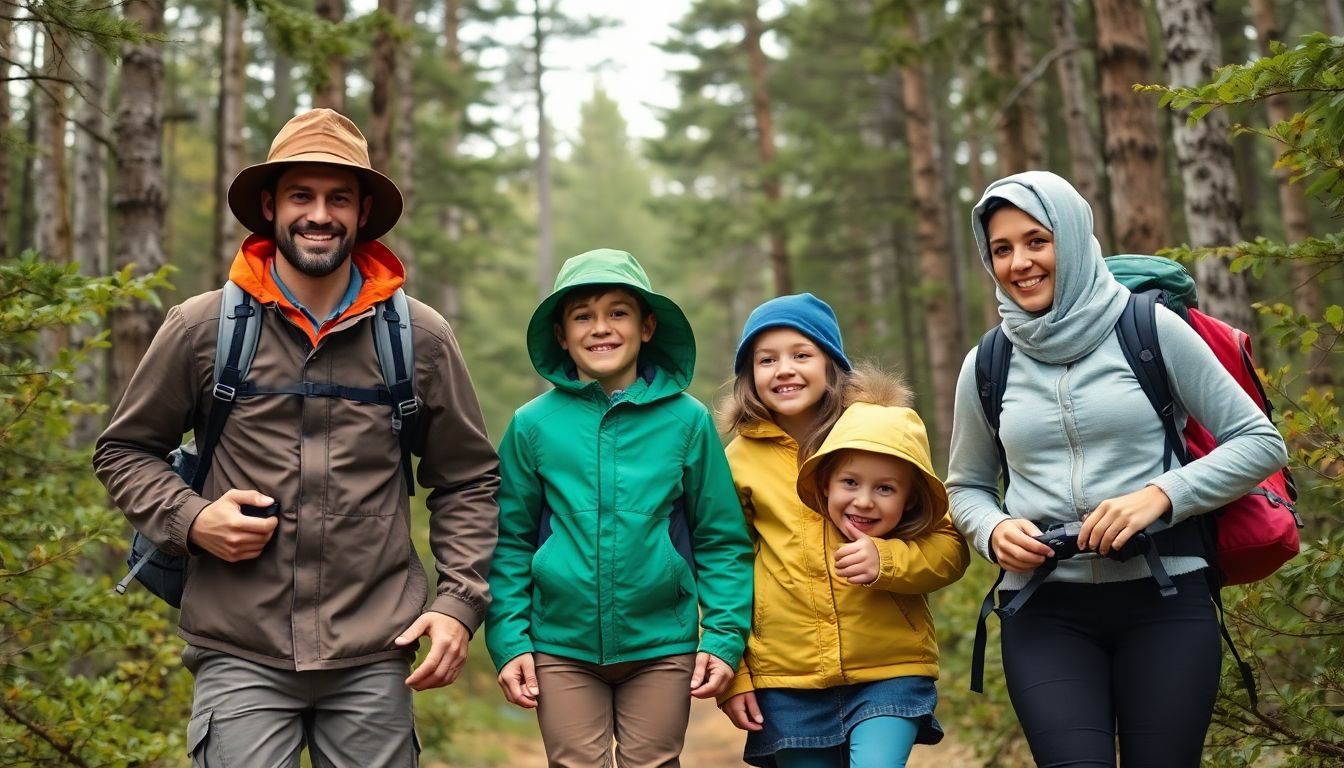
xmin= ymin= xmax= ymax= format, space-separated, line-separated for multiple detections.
xmin=1148 ymin=32 xmax=1344 ymax=766
xmin=0 ymin=252 xmax=187 ymax=766
xmin=1142 ymin=32 xmax=1344 ymax=212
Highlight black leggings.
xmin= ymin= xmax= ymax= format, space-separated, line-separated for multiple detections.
xmin=1000 ymin=571 xmax=1221 ymax=768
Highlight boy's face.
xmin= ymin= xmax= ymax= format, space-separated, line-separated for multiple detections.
xmin=555 ymin=288 xmax=656 ymax=393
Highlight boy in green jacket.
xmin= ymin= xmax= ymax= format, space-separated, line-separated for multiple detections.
xmin=485 ymin=248 xmax=752 ymax=766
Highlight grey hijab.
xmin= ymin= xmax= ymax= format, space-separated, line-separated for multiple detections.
xmin=971 ymin=171 xmax=1130 ymax=365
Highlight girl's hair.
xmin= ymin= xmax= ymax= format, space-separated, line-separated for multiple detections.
xmin=811 ymin=450 xmax=938 ymax=541
xmin=715 ymin=353 xmax=851 ymax=459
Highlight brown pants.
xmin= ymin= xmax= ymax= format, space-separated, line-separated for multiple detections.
xmin=534 ymin=652 xmax=696 ymax=768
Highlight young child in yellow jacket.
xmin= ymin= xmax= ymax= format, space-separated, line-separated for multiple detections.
xmin=717 ymin=293 xmax=969 ymax=768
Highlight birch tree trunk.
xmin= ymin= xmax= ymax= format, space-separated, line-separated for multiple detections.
xmin=313 ymin=0 xmax=347 ymax=112
xmin=369 ymin=0 xmax=398 ymax=174
xmin=110 ymin=0 xmax=167 ymax=405
xmin=1251 ymin=0 xmax=1327 ymax=383
xmin=0 ymin=14 xmax=11 ymax=259
xmin=1156 ymin=0 xmax=1253 ymax=332
xmin=1053 ymin=0 xmax=1111 ymax=251
xmin=745 ymin=1 xmax=792 ymax=295
xmin=902 ymin=13 xmax=958 ymax=462
xmin=213 ymin=0 xmax=246 ymax=283
xmin=1094 ymin=0 xmax=1171 ymax=252
xmin=534 ymin=1 xmax=554 ymax=302
xmin=73 ymin=46 xmax=110 ymax=441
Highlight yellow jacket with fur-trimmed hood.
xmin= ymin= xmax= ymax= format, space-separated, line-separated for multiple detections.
xmin=719 ymin=369 xmax=969 ymax=700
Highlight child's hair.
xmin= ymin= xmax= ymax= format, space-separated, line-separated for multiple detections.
xmin=809 ymin=451 xmax=938 ymax=540
xmin=716 ymin=354 xmax=850 ymax=457
xmin=555 ymin=283 xmax=652 ymax=322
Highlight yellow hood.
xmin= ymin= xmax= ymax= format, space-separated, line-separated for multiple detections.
xmin=797 ymin=402 xmax=949 ymax=539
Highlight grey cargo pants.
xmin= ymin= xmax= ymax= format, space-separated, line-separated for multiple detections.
xmin=183 ymin=645 xmax=418 ymax=768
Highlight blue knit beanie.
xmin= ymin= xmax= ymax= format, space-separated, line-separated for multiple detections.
xmin=733 ymin=293 xmax=852 ymax=373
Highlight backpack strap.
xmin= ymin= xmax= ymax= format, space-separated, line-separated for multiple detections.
xmin=373 ymin=288 xmax=418 ymax=495
xmin=970 ymin=325 xmax=1014 ymax=694
xmin=1115 ymin=290 xmax=1190 ymax=470
xmin=194 ymin=281 xmax=260 ymax=493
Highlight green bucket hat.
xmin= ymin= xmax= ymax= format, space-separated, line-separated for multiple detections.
xmin=526 ymin=249 xmax=696 ymax=389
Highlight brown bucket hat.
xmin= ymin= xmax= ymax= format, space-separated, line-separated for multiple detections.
xmin=227 ymin=109 xmax=404 ymax=242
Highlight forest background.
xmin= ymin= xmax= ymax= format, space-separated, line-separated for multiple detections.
xmin=3 ymin=0 xmax=1343 ymax=765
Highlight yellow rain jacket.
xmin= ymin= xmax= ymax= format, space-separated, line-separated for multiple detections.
xmin=720 ymin=381 xmax=968 ymax=700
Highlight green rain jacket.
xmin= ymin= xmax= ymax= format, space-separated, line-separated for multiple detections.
xmin=484 ymin=249 xmax=753 ymax=670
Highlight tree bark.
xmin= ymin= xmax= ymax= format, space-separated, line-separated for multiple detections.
xmin=213 ymin=0 xmax=246 ymax=283
xmin=394 ymin=0 xmax=416 ymax=279
xmin=1326 ymin=0 xmax=1344 ymax=35
xmin=110 ymin=0 xmax=168 ymax=405
xmin=0 ymin=14 xmax=11 ymax=259
xmin=902 ymin=13 xmax=959 ymax=463
xmin=35 ymin=25 xmax=73 ymax=266
xmin=534 ymin=1 xmax=554 ymax=302
xmin=745 ymin=1 xmax=792 ymax=295
xmin=1093 ymin=0 xmax=1171 ymax=253
xmin=1053 ymin=0 xmax=1111 ymax=251
xmin=1251 ymin=0 xmax=1327 ymax=384
xmin=960 ymin=64 xmax=1000 ymax=334
xmin=1156 ymin=0 xmax=1253 ymax=332
xmin=273 ymin=49 xmax=294 ymax=130
xmin=73 ymin=45 xmax=110 ymax=442
xmin=985 ymin=0 xmax=1043 ymax=174
xmin=439 ymin=0 xmax=463 ymax=325
xmin=313 ymin=0 xmax=347 ymax=112
xmin=369 ymin=0 xmax=398 ymax=174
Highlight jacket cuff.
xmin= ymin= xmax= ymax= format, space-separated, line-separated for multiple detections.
xmin=1148 ymin=473 xmax=1195 ymax=524
xmin=874 ymin=538 xmax=896 ymax=589
xmin=169 ymin=495 xmax=212 ymax=556
xmin=716 ymin=665 xmax=755 ymax=705
xmin=429 ymin=594 xmax=484 ymax=637
xmin=698 ymin=632 xmax=745 ymax=671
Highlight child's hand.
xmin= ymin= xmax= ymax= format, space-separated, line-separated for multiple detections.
xmin=690 ymin=652 xmax=733 ymax=699
xmin=835 ymin=520 xmax=880 ymax=586
xmin=496 ymin=652 xmax=540 ymax=709
xmin=720 ymin=691 xmax=764 ymax=731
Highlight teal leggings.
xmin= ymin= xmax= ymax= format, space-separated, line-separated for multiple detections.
xmin=774 ymin=715 xmax=919 ymax=768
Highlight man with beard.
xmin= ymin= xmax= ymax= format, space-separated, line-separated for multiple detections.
xmin=93 ymin=109 xmax=500 ymax=766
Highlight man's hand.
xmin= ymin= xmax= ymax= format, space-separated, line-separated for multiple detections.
xmin=990 ymin=518 xmax=1052 ymax=573
xmin=834 ymin=520 xmax=880 ymax=586
xmin=720 ymin=691 xmax=764 ymax=731
xmin=188 ymin=489 xmax=279 ymax=561
xmin=497 ymin=653 xmax=540 ymax=709
xmin=1079 ymin=485 xmax=1172 ymax=555
xmin=690 ymin=652 xmax=733 ymax=699
xmin=395 ymin=612 xmax=469 ymax=691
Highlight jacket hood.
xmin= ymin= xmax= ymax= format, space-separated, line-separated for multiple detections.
xmin=796 ymin=377 xmax=947 ymax=539
xmin=527 ymin=249 xmax=695 ymax=395
xmin=227 ymin=233 xmax=406 ymax=347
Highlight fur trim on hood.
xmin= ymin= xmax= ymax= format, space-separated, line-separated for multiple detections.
xmin=843 ymin=363 xmax=913 ymax=410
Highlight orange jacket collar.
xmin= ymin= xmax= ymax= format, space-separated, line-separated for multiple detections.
xmin=227 ymin=234 xmax=406 ymax=346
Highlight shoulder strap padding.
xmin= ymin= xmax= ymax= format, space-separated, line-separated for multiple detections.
xmin=1115 ymin=290 xmax=1190 ymax=468
xmin=214 ymin=281 xmax=261 ymax=388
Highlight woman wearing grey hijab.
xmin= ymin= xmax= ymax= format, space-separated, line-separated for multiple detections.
xmin=945 ymin=172 xmax=1287 ymax=766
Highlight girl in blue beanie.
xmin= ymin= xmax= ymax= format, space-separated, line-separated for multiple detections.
xmin=715 ymin=294 xmax=968 ymax=767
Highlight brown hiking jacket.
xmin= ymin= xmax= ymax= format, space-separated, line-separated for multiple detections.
xmin=93 ymin=236 xmax=500 ymax=671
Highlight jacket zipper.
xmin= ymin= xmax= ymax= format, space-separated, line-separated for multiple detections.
xmin=821 ymin=519 xmax=845 ymax=684
xmin=1058 ymin=364 xmax=1087 ymax=520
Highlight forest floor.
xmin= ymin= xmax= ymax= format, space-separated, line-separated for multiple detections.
xmin=437 ymin=696 xmax=982 ymax=767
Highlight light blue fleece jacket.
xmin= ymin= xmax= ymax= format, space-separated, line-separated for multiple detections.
xmin=947 ymin=172 xmax=1289 ymax=590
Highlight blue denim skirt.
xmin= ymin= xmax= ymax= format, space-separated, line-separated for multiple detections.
xmin=743 ymin=676 xmax=943 ymax=767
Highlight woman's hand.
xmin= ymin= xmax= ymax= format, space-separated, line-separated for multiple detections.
xmin=990 ymin=518 xmax=1053 ymax=573
xmin=720 ymin=691 xmax=764 ymax=731
xmin=1079 ymin=485 xmax=1172 ymax=555
xmin=690 ymin=652 xmax=734 ymax=699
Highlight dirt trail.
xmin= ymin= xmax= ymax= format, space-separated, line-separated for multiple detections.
xmin=458 ymin=697 xmax=981 ymax=766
